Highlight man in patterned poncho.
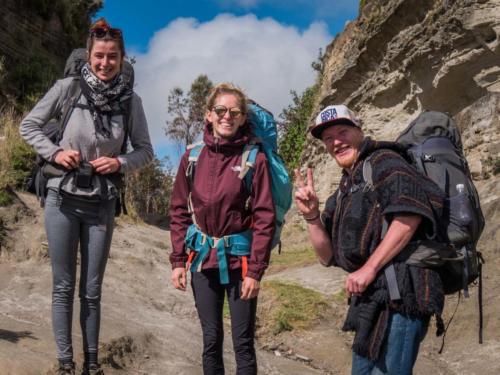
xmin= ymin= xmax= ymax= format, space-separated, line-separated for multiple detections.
xmin=295 ymin=105 xmax=445 ymax=375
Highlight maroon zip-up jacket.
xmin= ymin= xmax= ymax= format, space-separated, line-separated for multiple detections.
xmin=169 ymin=123 xmax=276 ymax=281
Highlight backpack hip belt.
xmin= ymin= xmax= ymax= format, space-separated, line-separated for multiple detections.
xmin=185 ymin=224 xmax=252 ymax=284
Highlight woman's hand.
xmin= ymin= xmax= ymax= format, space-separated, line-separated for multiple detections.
xmin=90 ymin=157 xmax=121 ymax=174
xmin=171 ymin=267 xmax=187 ymax=291
xmin=54 ymin=150 xmax=80 ymax=169
xmin=294 ymin=168 xmax=320 ymax=219
xmin=241 ymin=276 xmax=260 ymax=300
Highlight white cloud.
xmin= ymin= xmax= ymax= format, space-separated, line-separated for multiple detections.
xmin=131 ymin=13 xmax=331 ymax=161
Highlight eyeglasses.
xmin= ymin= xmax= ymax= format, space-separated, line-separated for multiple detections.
xmin=212 ymin=105 xmax=243 ymax=119
xmin=90 ymin=26 xmax=122 ymax=39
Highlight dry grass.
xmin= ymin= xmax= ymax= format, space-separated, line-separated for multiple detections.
xmin=268 ymin=245 xmax=317 ymax=274
xmin=267 ymin=221 xmax=318 ymax=273
xmin=257 ymin=280 xmax=330 ymax=336
xmin=0 ymin=107 xmax=36 ymax=191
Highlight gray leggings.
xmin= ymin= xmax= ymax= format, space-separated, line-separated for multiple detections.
xmin=44 ymin=189 xmax=115 ymax=362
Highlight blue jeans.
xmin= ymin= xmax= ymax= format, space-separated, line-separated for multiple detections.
xmin=352 ymin=313 xmax=429 ymax=375
xmin=45 ymin=190 xmax=115 ymax=362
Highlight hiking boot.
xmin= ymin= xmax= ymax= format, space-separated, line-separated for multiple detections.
xmin=81 ymin=363 xmax=104 ymax=375
xmin=56 ymin=361 xmax=76 ymax=375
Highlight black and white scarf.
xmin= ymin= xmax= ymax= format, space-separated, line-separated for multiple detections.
xmin=80 ymin=63 xmax=132 ymax=137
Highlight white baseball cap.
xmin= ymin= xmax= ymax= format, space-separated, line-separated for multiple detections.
xmin=310 ymin=104 xmax=361 ymax=139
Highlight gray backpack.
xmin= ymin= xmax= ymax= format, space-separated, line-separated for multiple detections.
xmin=364 ymin=111 xmax=485 ymax=296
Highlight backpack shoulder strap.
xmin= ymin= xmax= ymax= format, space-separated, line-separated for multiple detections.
xmin=120 ymin=96 xmax=133 ymax=154
xmin=238 ymin=143 xmax=259 ymax=195
xmin=185 ymin=141 xmax=205 ymax=187
xmin=362 ymin=156 xmax=374 ymax=192
xmin=55 ymin=78 xmax=82 ymax=144
xmin=185 ymin=141 xmax=205 ymax=227
xmin=362 ymin=153 xmax=401 ymax=301
xmin=187 ymin=140 xmax=205 ymax=156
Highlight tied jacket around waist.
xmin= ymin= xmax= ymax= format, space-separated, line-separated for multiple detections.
xmin=169 ymin=123 xmax=276 ymax=281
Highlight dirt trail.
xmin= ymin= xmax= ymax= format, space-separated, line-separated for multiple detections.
xmin=0 ymin=192 xmax=322 ymax=375
xmin=1 ymin=187 xmax=499 ymax=374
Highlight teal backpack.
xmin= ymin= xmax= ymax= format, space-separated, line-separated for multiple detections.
xmin=184 ymin=102 xmax=292 ymax=284
xmin=245 ymin=101 xmax=293 ymax=249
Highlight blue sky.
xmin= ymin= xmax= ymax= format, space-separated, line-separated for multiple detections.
xmin=95 ymin=0 xmax=358 ymax=165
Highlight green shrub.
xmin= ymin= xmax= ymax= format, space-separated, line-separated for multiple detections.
xmin=484 ymin=156 xmax=500 ymax=176
xmin=278 ymin=84 xmax=319 ymax=173
xmin=0 ymin=189 xmax=13 ymax=206
xmin=359 ymin=0 xmax=367 ymax=13
xmin=494 ymin=159 xmax=500 ymax=175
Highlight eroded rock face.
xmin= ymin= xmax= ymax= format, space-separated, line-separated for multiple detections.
xmin=305 ymin=0 xmax=500 ymax=201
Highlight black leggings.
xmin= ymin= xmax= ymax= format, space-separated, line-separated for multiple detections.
xmin=191 ymin=269 xmax=257 ymax=375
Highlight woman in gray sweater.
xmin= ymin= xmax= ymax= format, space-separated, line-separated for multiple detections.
xmin=20 ymin=18 xmax=153 ymax=375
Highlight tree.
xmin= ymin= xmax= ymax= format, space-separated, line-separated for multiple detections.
xmin=165 ymin=75 xmax=213 ymax=152
xmin=278 ymin=84 xmax=319 ymax=173
xmin=125 ymin=156 xmax=174 ymax=219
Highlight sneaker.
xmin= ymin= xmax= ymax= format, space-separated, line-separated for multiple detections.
xmin=81 ymin=363 xmax=104 ymax=375
xmin=56 ymin=361 xmax=76 ymax=375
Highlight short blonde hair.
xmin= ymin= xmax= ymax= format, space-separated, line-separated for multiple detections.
xmin=206 ymin=83 xmax=248 ymax=114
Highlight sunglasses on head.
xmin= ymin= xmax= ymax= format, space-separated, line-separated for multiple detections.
xmin=90 ymin=26 xmax=122 ymax=39
xmin=212 ymin=105 xmax=243 ymax=119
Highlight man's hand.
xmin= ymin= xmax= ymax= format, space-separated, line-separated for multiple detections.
xmin=90 ymin=157 xmax=121 ymax=174
xmin=241 ymin=276 xmax=260 ymax=300
xmin=345 ymin=264 xmax=377 ymax=295
xmin=171 ymin=267 xmax=187 ymax=291
xmin=54 ymin=149 xmax=80 ymax=169
xmin=345 ymin=215 xmax=422 ymax=296
xmin=294 ymin=168 xmax=320 ymax=219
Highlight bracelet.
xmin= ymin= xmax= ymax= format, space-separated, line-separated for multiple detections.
xmin=303 ymin=212 xmax=320 ymax=222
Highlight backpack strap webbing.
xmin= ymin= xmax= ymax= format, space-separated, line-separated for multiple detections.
xmin=37 ymin=79 xmax=81 ymax=207
xmin=478 ymin=252 xmax=484 ymax=344
xmin=185 ymin=224 xmax=252 ymax=284
xmin=363 ymin=156 xmax=401 ymax=301
xmin=238 ymin=144 xmax=259 ymax=211
xmin=238 ymin=143 xmax=259 ymax=181
xmin=55 ymin=78 xmax=82 ymax=145
xmin=185 ymin=141 xmax=205 ymax=227
xmin=115 ymin=96 xmax=133 ymax=216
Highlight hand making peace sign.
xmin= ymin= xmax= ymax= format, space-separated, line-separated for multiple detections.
xmin=294 ymin=168 xmax=320 ymax=219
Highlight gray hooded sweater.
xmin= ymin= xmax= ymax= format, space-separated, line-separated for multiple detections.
xmin=20 ymin=77 xmax=154 ymax=198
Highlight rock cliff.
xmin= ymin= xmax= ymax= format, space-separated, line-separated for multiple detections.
xmin=301 ymin=1 xmax=500 ymax=371
xmin=305 ymin=0 xmax=499 ymax=201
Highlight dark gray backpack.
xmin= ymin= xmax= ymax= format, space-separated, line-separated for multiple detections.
xmin=364 ymin=111 xmax=485 ymax=296
xmin=362 ymin=110 xmax=486 ymax=348
xmin=398 ymin=111 xmax=484 ymax=294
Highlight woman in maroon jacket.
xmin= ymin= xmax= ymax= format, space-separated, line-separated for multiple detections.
xmin=169 ymin=83 xmax=275 ymax=375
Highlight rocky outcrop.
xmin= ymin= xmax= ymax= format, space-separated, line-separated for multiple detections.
xmin=301 ymin=2 xmax=500 ymax=369
xmin=305 ymin=0 xmax=500 ymax=198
